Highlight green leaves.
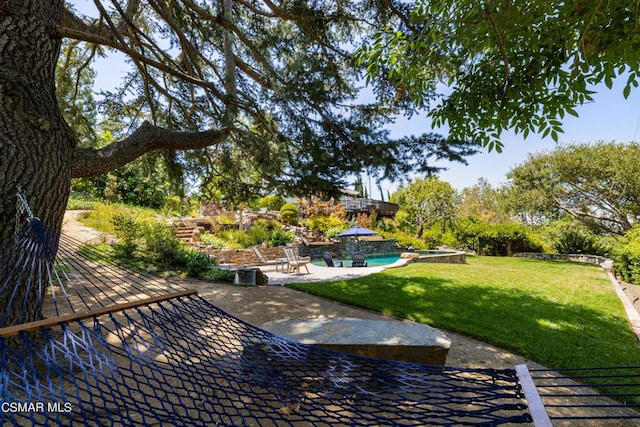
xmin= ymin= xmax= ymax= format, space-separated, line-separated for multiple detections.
xmin=391 ymin=176 xmax=458 ymax=237
xmin=358 ymin=1 xmax=640 ymax=149
xmin=507 ymin=142 xmax=640 ymax=235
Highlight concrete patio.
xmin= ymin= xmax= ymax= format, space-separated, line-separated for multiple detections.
xmin=259 ymin=258 xmax=410 ymax=286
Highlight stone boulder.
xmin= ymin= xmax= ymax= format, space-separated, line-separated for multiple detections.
xmin=400 ymin=252 xmax=420 ymax=260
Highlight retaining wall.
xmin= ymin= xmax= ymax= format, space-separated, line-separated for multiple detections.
xmin=413 ymin=251 xmax=466 ymax=264
xmin=513 ymin=252 xmax=612 ymax=270
xmin=300 ymin=239 xmax=401 ymax=260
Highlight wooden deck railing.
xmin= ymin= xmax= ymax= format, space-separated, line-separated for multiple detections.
xmin=344 ymin=198 xmax=399 ymax=217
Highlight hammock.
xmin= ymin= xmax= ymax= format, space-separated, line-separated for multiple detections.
xmin=0 ymin=219 xmax=537 ymax=426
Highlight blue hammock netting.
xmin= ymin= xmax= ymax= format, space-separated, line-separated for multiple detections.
xmin=0 ymin=220 xmax=540 ymax=426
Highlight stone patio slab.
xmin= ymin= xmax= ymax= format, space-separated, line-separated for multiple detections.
xmin=261 ymin=317 xmax=451 ymax=365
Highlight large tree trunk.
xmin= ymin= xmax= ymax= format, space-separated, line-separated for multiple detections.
xmin=0 ymin=1 xmax=74 ymax=325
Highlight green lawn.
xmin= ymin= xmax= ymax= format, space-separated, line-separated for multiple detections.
xmin=287 ymin=256 xmax=640 ymax=371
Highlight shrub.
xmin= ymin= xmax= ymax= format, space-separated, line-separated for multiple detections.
xmin=111 ymin=214 xmax=141 ymax=258
xmin=421 ymin=227 xmax=445 ymax=249
xmin=479 ymin=223 xmax=544 ymax=256
xmin=200 ymin=232 xmax=231 ymax=249
xmin=143 ymin=222 xmax=181 ymax=265
xmin=216 ymin=215 xmax=237 ymax=226
xmin=205 ymin=229 xmax=245 ymax=249
xmin=324 ymin=226 xmax=346 ymax=239
xmin=355 ymin=212 xmax=374 ymax=228
xmin=270 ymin=229 xmax=294 ymax=246
xmin=454 ymin=217 xmax=543 ymax=256
xmin=280 ymin=202 xmax=299 ymax=224
xmin=381 ymin=230 xmax=428 ymax=250
xmin=203 ymin=267 xmax=234 ymax=282
xmin=104 ymin=174 xmax=121 ymax=203
xmin=554 ymin=229 xmax=603 ymax=255
xmin=613 ymin=226 xmax=640 ymax=285
xmin=241 ymin=226 xmax=270 ymax=247
xmin=258 ymin=194 xmax=286 ymax=211
xmin=163 ymin=195 xmax=182 ymax=214
xmin=176 ymin=248 xmax=216 ymax=278
xmin=252 ymin=219 xmax=281 ymax=232
xmin=307 ymin=216 xmax=346 ymax=234
xmin=66 ymin=192 xmax=99 ymax=210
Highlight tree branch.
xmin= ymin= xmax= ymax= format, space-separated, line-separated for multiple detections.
xmin=60 ymin=1 xmax=141 ymax=42
xmin=551 ymin=194 xmax=628 ymax=234
xmin=484 ymin=4 xmax=510 ymax=90
xmin=71 ymin=121 xmax=230 ymax=178
xmin=222 ymin=0 xmax=237 ymax=127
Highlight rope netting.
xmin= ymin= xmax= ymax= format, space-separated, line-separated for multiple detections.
xmin=0 ymin=221 xmax=534 ymax=425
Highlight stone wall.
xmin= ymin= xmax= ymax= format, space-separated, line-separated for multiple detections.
xmin=207 ymin=246 xmax=288 ymax=266
xmin=513 ymin=252 xmax=613 ymax=270
xmin=299 ymin=239 xmax=402 ymax=260
xmin=413 ymin=252 xmax=466 ymax=264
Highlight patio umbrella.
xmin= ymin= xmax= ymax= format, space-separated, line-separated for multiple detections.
xmin=337 ymin=226 xmax=378 ymax=251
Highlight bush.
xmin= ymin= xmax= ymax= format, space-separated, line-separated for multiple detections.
xmin=454 ymin=217 xmax=543 ymax=256
xmin=203 ymin=267 xmax=234 ymax=282
xmin=280 ymin=202 xmax=299 ymax=224
xmin=613 ymin=226 xmax=640 ymax=285
xmin=163 ymin=195 xmax=182 ymax=215
xmin=380 ymin=230 xmax=428 ymax=250
xmin=241 ymin=226 xmax=270 ymax=248
xmin=480 ymin=223 xmax=544 ymax=256
xmin=258 ymin=194 xmax=286 ymax=211
xmin=200 ymin=221 xmax=293 ymax=249
xmin=66 ymin=192 xmax=99 ymax=210
xmin=111 ymin=214 xmax=141 ymax=258
xmin=176 ymin=248 xmax=216 ymax=278
xmin=554 ymin=229 xmax=603 ymax=255
xmin=142 ymin=223 xmax=181 ymax=265
xmin=216 ymin=215 xmax=237 ymax=226
xmin=307 ymin=216 xmax=346 ymax=234
xmin=200 ymin=232 xmax=232 ymax=249
xmin=270 ymin=229 xmax=294 ymax=246
xmin=421 ymin=227 xmax=445 ymax=249
xmin=324 ymin=226 xmax=346 ymax=239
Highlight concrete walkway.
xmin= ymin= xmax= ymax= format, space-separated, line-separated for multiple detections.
xmin=262 ymin=259 xmax=409 ymax=285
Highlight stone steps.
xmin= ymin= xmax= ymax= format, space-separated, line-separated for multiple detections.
xmin=174 ymin=223 xmax=204 ymax=244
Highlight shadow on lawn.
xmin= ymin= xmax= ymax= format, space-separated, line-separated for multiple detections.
xmin=289 ymin=275 xmax=640 ymax=370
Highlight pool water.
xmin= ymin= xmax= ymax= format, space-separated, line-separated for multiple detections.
xmin=312 ymin=254 xmax=402 ymax=268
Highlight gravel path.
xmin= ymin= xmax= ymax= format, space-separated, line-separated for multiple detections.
xmin=622 ymin=281 xmax=640 ymax=316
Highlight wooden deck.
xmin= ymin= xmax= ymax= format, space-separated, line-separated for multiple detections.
xmin=344 ymin=198 xmax=398 ymax=217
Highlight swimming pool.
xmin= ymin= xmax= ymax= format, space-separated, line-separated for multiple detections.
xmin=312 ymin=250 xmax=466 ymax=267
xmin=312 ymin=254 xmax=402 ymax=268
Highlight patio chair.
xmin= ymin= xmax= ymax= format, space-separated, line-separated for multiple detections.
xmin=284 ymin=247 xmax=310 ymax=274
xmin=322 ymin=251 xmax=343 ymax=268
xmin=351 ymin=252 xmax=368 ymax=267
xmin=250 ymin=246 xmax=288 ymax=271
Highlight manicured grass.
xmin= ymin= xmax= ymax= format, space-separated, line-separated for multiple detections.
xmin=288 ymin=256 xmax=640 ymax=373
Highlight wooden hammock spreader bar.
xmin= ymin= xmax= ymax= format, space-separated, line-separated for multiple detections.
xmin=0 ymin=289 xmax=198 ymax=338
xmin=515 ymin=364 xmax=552 ymax=427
